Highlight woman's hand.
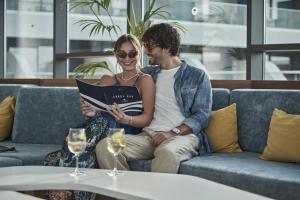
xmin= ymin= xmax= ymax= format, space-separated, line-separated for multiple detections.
xmin=80 ymin=97 xmax=98 ymax=118
xmin=107 ymin=103 xmax=130 ymax=125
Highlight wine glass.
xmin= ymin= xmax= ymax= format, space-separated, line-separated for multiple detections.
xmin=67 ymin=128 xmax=87 ymax=177
xmin=106 ymin=128 xmax=126 ymax=176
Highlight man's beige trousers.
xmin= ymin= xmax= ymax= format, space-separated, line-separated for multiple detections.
xmin=96 ymin=132 xmax=199 ymax=173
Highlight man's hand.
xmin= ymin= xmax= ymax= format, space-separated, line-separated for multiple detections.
xmin=151 ymin=131 xmax=176 ymax=147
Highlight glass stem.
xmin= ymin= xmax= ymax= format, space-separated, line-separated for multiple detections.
xmin=75 ymin=155 xmax=79 ymax=174
xmin=113 ymin=154 xmax=117 ymax=173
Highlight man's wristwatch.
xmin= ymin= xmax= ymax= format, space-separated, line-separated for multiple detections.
xmin=171 ymin=127 xmax=181 ymax=135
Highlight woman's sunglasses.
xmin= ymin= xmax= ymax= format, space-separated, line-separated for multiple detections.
xmin=116 ymin=50 xmax=138 ymax=59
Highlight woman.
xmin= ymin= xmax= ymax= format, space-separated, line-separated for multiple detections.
xmin=81 ymin=33 xmax=155 ymax=133
xmin=45 ymin=34 xmax=155 ymax=200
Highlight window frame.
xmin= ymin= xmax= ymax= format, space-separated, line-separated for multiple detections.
xmin=247 ymin=0 xmax=300 ymax=80
xmin=1 ymin=0 xmax=300 ymax=80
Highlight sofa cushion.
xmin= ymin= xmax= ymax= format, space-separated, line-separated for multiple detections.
xmin=0 ymin=140 xmax=61 ymax=165
xmin=205 ymin=103 xmax=242 ymax=153
xmin=0 ymin=96 xmax=16 ymax=141
xmin=230 ymin=89 xmax=300 ymax=153
xmin=0 ymin=156 xmax=23 ymax=167
xmin=0 ymin=85 xmax=23 ymax=102
xmin=179 ymin=152 xmax=300 ymax=200
xmin=260 ymin=109 xmax=300 ymax=164
xmin=129 ymin=159 xmax=151 ymax=172
xmin=0 ymin=84 xmax=37 ymax=101
xmin=212 ymin=88 xmax=230 ymax=111
xmin=11 ymin=87 xmax=85 ymax=145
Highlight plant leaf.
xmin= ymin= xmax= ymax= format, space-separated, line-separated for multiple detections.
xmin=169 ymin=21 xmax=188 ymax=33
xmin=73 ymin=61 xmax=113 ymax=78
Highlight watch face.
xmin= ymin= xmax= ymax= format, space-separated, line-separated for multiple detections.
xmin=172 ymin=128 xmax=180 ymax=134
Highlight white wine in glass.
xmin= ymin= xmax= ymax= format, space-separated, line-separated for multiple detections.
xmin=107 ymin=128 xmax=126 ymax=176
xmin=67 ymin=128 xmax=87 ymax=177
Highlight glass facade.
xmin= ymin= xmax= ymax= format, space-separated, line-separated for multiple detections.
xmin=0 ymin=0 xmax=299 ymax=81
xmin=67 ymin=0 xmax=127 ymax=78
xmin=265 ymin=52 xmax=300 ymax=81
xmin=263 ymin=0 xmax=300 ymax=81
xmin=6 ymin=0 xmax=53 ymax=78
xmin=266 ymin=0 xmax=300 ymax=44
xmin=68 ymin=0 xmax=127 ymax=53
xmin=154 ymin=0 xmax=247 ymax=80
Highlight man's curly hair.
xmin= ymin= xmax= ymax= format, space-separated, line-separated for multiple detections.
xmin=142 ymin=23 xmax=180 ymax=56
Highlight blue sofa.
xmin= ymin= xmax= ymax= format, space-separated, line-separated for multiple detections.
xmin=0 ymin=85 xmax=299 ymax=200
xmin=0 ymin=86 xmax=84 ymax=166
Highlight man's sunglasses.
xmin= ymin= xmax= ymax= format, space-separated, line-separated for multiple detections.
xmin=116 ymin=50 xmax=138 ymax=59
xmin=143 ymin=42 xmax=158 ymax=51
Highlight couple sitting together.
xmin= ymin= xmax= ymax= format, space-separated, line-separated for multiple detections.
xmin=45 ymin=23 xmax=212 ymax=200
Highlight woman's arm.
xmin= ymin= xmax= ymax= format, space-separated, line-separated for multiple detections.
xmin=130 ymin=74 xmax=155 ymax=127
xmin=107 ymin=74 xmax=155 ymax=128
xmin=81 ymin=75 xmax=115 ymax=119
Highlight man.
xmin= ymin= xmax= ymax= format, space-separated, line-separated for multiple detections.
xmin=96 ymin=23 xmax=212 ymax=173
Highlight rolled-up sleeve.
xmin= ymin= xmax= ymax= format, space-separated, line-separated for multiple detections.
xmin=183 ymin=73 xmax=212 ymax=134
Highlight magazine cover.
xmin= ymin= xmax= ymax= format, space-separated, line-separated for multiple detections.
xmin=76 ymin=79 xmax=143 ymax=114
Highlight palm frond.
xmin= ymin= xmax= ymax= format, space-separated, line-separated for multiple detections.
xmin=73 ymin=61 xmax=113 ymax=78
xmin=75 ymin=19 xmax=119 ymax=38
xmin=67 ymin=0 xmax=187 ymax=78
xmin=169 ymin=21 xmax=188 ymax=33
xmin=102 ymin=0 xmax=110 ymax=9
xmin=67 ymin=0 xmax=121 ymax=38
xmin=145 ymin=0 xmax=156 ymax=20
xmin=148 ymin=6 xmax=169 ymax=20
xmin=67 ymin=0 xmax=97 ymax=11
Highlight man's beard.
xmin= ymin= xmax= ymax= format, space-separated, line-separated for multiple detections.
xmin=148 ymin=56 xmax=159 ymax=65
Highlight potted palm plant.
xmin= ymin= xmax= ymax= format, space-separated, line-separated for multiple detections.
xmin=67 ymin=0 xmax=186 ymax=78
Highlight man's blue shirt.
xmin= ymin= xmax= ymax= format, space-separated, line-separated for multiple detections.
xmin=142 ymin=60 xmax=212 ymax=155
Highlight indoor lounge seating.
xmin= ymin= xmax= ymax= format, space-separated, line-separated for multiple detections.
xmin=0 ymin=85 xmax=299 ymax=200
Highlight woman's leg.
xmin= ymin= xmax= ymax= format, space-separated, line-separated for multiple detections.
xmin=96 ymin=132 xmax=154 ymax=170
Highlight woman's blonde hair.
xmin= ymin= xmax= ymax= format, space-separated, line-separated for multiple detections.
xmin=114 ymin=34 xmax=141 ymax=54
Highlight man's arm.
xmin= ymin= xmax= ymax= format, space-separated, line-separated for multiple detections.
xmin=141 ymin=65 xmax=160 ymax=82
xmin=182 ymin=72 xmax=212 ymax=134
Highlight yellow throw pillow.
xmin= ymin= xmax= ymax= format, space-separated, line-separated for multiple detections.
xmin=205 ymin=103 xmax=242 ymax=153
xmin=0 ymin=96 xmax=16 ymax=141
xmin=260 ymin=109 xmax=300 ymax=164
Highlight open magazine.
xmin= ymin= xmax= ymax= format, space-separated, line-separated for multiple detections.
xmin=76 ymin=79 xmax=143 ymax=114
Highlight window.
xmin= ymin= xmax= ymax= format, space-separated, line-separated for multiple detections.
xmin=6 ymin=0 xmax=53 ymax=78
xmin=264 ymin=52 xmax=300 ymax=80
xmin=266 ymin=0 xmax=300 ymax=44
xmin=153 ymin=0 xmax=247 ymax=80
xmin=68 ymin=0 xmax=127 ymax=53
xmin=2 ymin=0 xmax=300 ymax=80
xmin=67 ymin=0 xmax=127 ymax=78
xmin=260 ymin=0 xmax=300 ymax=81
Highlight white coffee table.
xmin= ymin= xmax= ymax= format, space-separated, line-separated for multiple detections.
xmin=0 ymin=166 xmax=271 ymax=200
